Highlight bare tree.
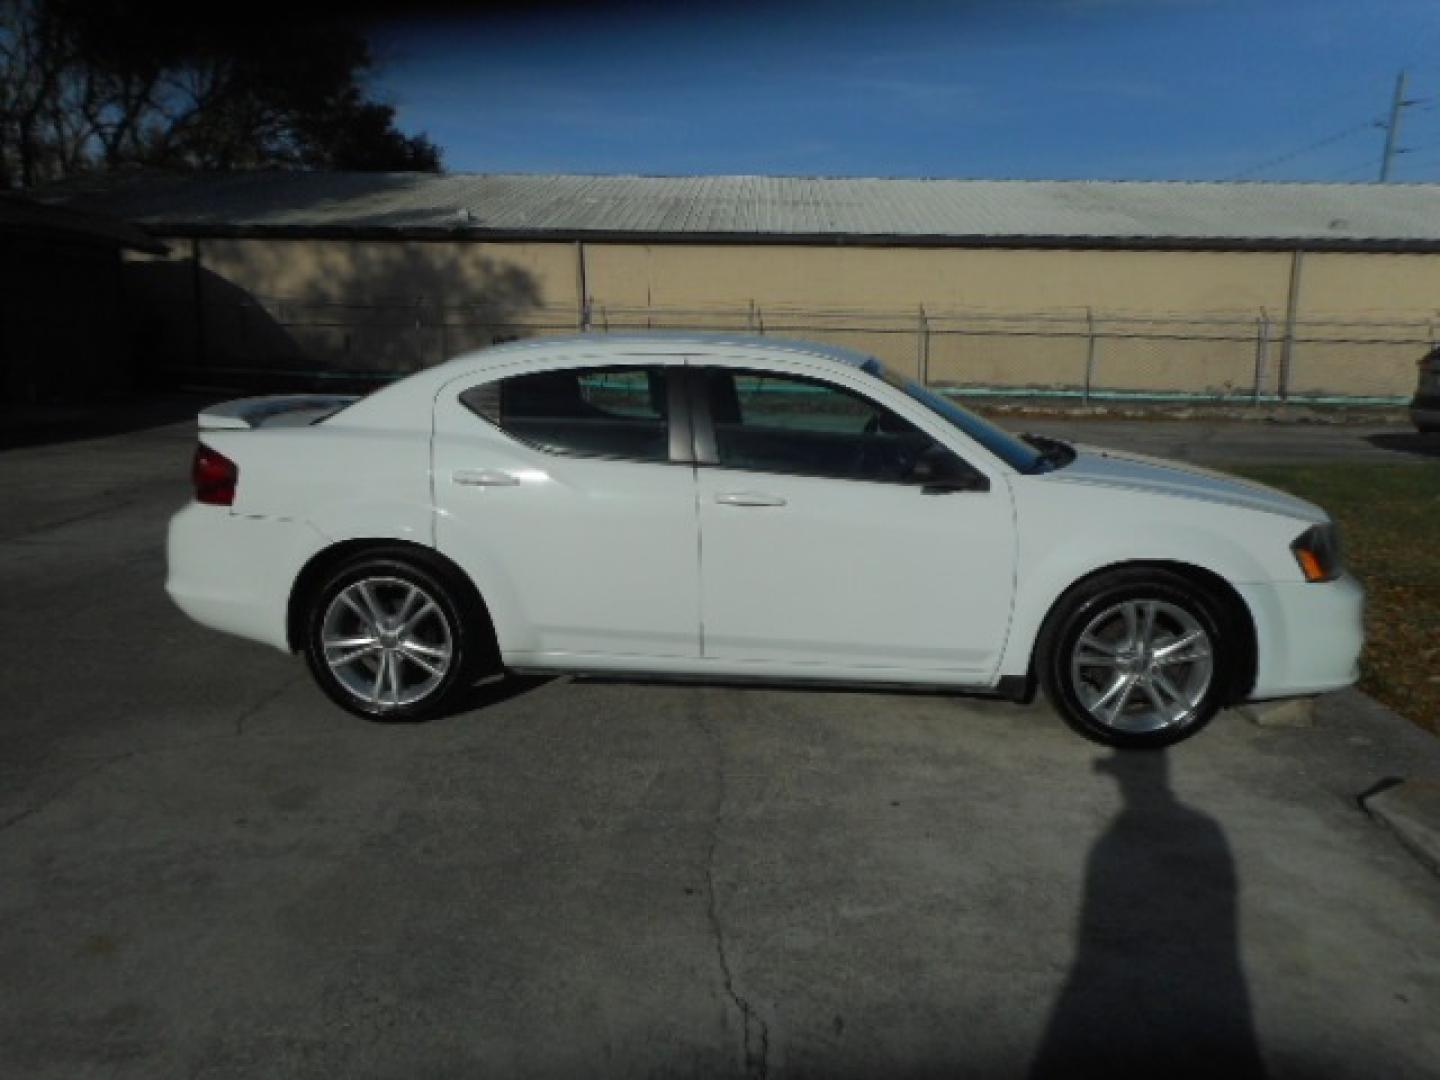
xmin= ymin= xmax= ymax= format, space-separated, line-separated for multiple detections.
xmin=0 ymin=0 xmax=441 ymax=189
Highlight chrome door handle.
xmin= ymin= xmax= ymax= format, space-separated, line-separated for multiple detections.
xmin=452 ymin=468 xmax=520 ymax=487
xmin=715 ymin=491 xmax=787 ymax=507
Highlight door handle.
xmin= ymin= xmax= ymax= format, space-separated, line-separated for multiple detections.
xmin=715 ymin=491 xmax=787 ymax=507
xmin=452 ymin=468 xmax=520 ymax=487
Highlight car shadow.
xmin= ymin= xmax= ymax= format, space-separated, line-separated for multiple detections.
xmin=430 ymin=671 xmax=558 ymax=721
xmin=565 ymin=673 xmax=1029 ymax=705
xmin=1029 ymin=749 xmax=1265 ymax=1079
xmin=1364 ymin=432 xmax=1440 ymax=459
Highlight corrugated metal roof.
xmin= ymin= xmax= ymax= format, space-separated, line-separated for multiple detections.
xmin=31 ymin=171 xmax=1440 ymax=247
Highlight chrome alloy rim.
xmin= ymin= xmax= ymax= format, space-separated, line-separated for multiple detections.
xmin=321 ymin=576 xmax=453 ymax=709
xmin=1069 ymin=599 xmax=1213 ymax=733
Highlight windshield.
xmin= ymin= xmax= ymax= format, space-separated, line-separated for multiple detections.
xmin=861 ymin=358 xmax=1052 ymax=473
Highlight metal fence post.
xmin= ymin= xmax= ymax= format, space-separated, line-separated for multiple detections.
xmin=190 ymin=239 xmax=208 ymax=373
xmin=747 ymin=299 xmax=756 ymax=333
xmin=1083 ymin=308 xmax=1098 ymax=405
xmin=1279 ymin=249 xmax=1304 ymax=402
xmin=1253 ymin=311 xmax=1270 ymax=405
xmin=575 ymin=241 xmax=588 ymax=331
xmin=917 ymin=304 xmax=930 ymax=383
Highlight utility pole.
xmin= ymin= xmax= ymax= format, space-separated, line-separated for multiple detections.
xmin=1380 ymin=69 xmax=1413 ymax=182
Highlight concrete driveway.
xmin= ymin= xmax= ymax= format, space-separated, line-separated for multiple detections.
xmin=3 ymin=409 xmax=1440 ymax=1078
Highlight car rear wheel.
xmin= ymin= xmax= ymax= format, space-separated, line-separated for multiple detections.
xmin=303 ymin=555 xmax=481 ymax=722
xmin=1039 ymin=569 xmax=1228 ymax=747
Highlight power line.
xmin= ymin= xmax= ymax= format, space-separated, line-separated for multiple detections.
xmin=1227 ymin=119 xmax=1379 ymax=180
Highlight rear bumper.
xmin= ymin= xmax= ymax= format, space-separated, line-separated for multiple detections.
xmin=166 ymin=504 xmax=326 ymax=652
xmin=1235 ymin=573 xmax=1364 ymax=700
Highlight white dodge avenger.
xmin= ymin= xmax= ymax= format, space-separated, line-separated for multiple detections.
xmin=167 ymin=334 xmax=1363 ymax=747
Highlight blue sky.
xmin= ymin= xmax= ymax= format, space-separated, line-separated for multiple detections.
xmin=371 ymin=0 xmax=1440 ymax=181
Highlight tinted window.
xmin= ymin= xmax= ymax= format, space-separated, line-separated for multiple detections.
xmin=703 ymin=368 xmax=942 ymax=482
xmin=859 ymin=358 xmax=1049 ymax=473
xmin=461 ymin=365 xmax=671 ymax=462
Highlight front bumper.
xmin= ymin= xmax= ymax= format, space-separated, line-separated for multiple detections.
xmin=1234 ymin=573 xmax=1365 ymax=700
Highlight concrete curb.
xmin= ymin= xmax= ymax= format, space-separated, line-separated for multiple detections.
xmin=1362 ymin=779 xmax=1440 ymax=876
xmin=1237 ymin=697 xmax=1316 ymax=727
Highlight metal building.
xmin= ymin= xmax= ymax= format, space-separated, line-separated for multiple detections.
xmin=38 ymin=172 xmax=1440 ymax=401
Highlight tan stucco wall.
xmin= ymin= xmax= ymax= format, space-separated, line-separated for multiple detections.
xmin=177 ymin=238 xmax=578 ymax=371
xmin=583 ymin=245 xmax=1297 ymax=316
xmin=128 ymin=236 xmax=1439 ymax=395
xmin=199 ymin=238 xmax=577 ymax=308
xmin=1301 ymin=252 xmax=1440 ymax=315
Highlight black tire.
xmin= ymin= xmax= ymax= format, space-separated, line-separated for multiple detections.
xmin=302 ymin=551 xmax=490 ymax=723
xmin=1037 ymin=568 xmax=1231 ymax=749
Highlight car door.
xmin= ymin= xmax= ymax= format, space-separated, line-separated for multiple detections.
xmin=691 ymin=363 xmax=1016 ymax=679
xmin=432 ymin=358 xmax=701 ymax=663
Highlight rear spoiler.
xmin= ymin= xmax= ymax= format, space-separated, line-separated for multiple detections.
xmin=197 ymin=395 xmax=359 ymax=431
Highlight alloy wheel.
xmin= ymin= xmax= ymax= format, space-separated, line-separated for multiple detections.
xmin=1068 ymin=598 xmax=1214 ymax=734
xmin=320 ymin=575 xmax=454 ymax=709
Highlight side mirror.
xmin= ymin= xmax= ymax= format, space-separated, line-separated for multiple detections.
xmin=910 ymin=446 xmax=989 ymax=493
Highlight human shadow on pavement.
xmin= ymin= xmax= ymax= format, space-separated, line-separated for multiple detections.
xmin=1029 ymin=750 xmax=1266 ymax=1080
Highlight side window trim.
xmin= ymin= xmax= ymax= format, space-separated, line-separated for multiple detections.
xmin=687 ymin=365 xmax=720 ymax=466
xmin=667 ymin=362 xmax=696 ymax=464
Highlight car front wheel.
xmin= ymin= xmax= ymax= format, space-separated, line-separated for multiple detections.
xmin=1039 ymin=569 xmax=1228 ymax=747
xmin=303 ymin=555 xmax=480 ymax=722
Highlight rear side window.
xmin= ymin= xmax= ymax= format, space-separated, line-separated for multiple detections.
xmin=461 ymin=365 xmax=671 ymax=462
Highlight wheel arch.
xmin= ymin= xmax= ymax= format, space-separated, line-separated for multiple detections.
xmin=1028 ymin=559 xmax=1258 ymax=705
xmin=286 ymin=538 xmax=499 ymax=663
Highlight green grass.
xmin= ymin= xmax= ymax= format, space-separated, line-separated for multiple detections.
xmin=1228 ymin=462 xmax=1440 ymax=733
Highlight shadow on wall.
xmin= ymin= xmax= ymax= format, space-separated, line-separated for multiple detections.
xmin=1029 ymin=750 xmax=1265 ymax=1080
xmin=123 ymin=241 xmax=544 ymax=393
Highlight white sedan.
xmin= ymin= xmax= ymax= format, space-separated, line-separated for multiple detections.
xmin=167 ymin=333 xmax=1363 ymax=747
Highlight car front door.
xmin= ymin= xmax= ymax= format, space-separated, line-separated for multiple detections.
xmin=691 ymin=364 xmax=1016 ymax=679
xmin=432 ymin=358 xmax=701 ymax=663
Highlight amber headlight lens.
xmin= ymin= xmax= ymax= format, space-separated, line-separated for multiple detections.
xmin=1291 ymin=523 xmax=1342 ymax=583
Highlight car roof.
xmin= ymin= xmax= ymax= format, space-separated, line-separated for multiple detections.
xmin=336 ymin=332 xmax=882 ymax=429
xmin=456 ymin=331 xmax=877 ymax=371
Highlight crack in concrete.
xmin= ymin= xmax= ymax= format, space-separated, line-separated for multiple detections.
xmin=695 ymin=693 xmax=770 ymax=1080
xmin=0 ymin=757 xmax=122 ymax=833
xmin=0 ymin=676 xmax=298 ymax=832
xmin=233 ymin=676 xmax=299 ymax=737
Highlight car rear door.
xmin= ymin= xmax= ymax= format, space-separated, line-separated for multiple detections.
xmin=432 ymin=357 xmax=701 ymax=663
xmin=690 ymin=363 xmax=1016 ymax=679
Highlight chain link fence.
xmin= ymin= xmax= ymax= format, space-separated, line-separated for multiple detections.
xmin=149 ymin=296 xmax=1431 ymax=404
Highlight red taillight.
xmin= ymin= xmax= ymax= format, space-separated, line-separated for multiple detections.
xmin=193 ymin=444 xmax=238 ymax=506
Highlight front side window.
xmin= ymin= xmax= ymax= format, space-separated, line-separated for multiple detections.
xmin=860 ymin=358 xmax=1051 ymax=473
xmin=702 ymin=368 xmax=948 ymax=483
xmin=460 ymin=365 xmax=671 ymax=462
